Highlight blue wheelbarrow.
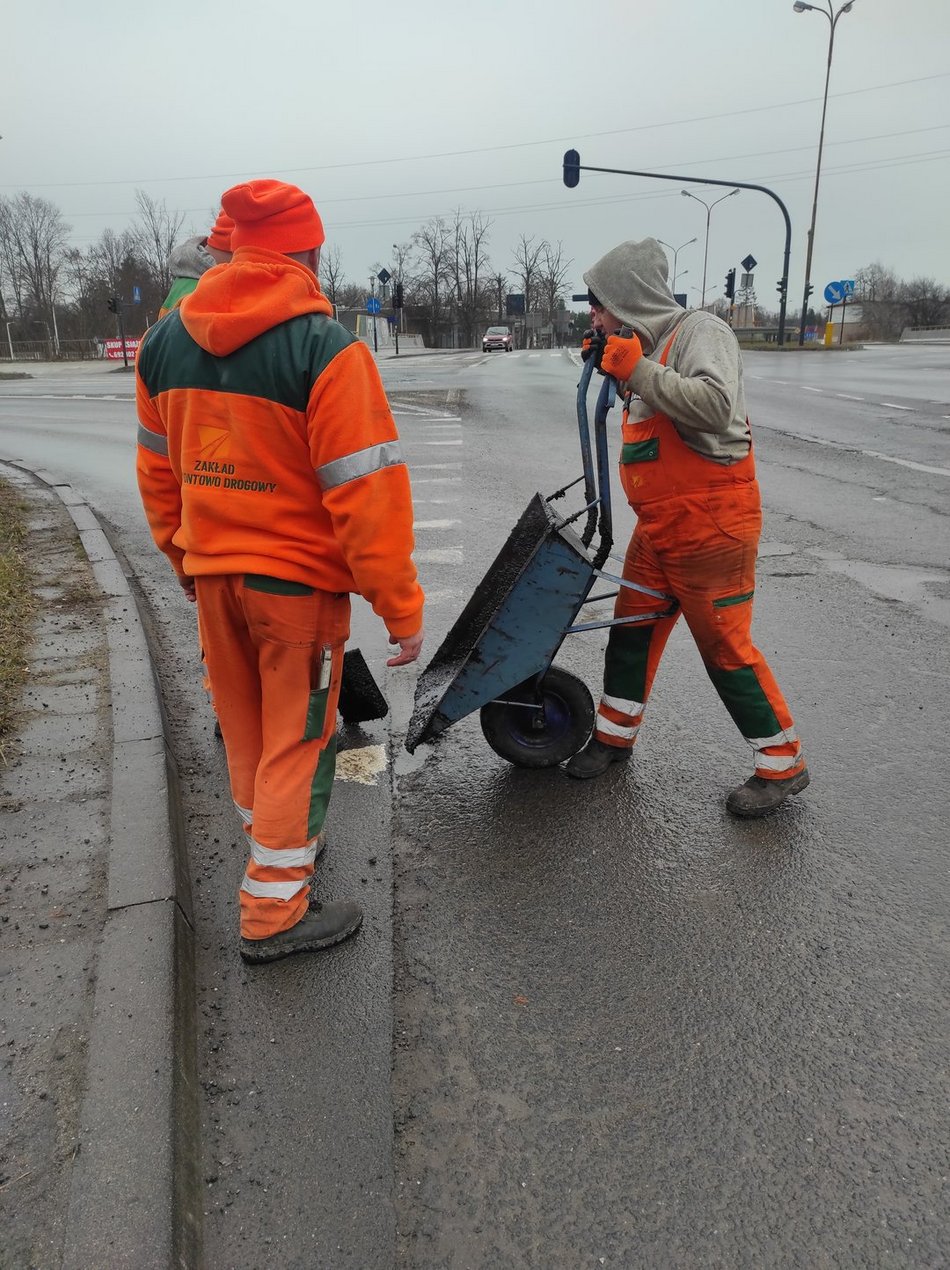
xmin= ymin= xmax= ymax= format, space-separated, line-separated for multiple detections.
xmin=405 ymin=343 xmax=674 ymax=767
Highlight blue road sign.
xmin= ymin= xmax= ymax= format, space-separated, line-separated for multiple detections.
xmin=132 ymin=285 xmax=141 ymax=304
xmin=842 ymin=279 xmax=855 ymax=297
xmin=824 ymin=281 xmax=845 ymax=305
xmin=366 ymin=297 xmax=381 ymax=314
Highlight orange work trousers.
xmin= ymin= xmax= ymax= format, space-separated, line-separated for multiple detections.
xmin=595 ymin=485 xmax=803 ymax=780
xmin=195 ymin=574 xmax=350 ymax=940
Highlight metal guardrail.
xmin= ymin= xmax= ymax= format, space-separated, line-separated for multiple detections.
xmin=900 ymin=327 xmax=950 ymax=343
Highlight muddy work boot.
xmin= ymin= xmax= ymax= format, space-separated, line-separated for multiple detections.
xmin=564 ymin=737 xmax=631 ymax=780
xmin=726 ymin=768 xmax=810 ymax=818
xmin=240 ymin=898 xmax=363 ymax=964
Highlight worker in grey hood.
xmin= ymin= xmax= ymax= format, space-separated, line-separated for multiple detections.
xmin=158 ymin=235 xmax=215 ymax=318
xmin=566 ymin=237 xmax=808 ymax=818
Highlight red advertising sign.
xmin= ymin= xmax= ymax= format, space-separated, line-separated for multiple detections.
xmin=104 ymin=338 xmax=140 ymax=360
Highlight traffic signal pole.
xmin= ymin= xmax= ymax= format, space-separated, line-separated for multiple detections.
xmin=563 ymin=151 xmax=792 ymax=347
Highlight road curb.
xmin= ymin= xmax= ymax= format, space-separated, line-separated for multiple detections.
xmin=7 ymin=464 xmax=200 ymax=1270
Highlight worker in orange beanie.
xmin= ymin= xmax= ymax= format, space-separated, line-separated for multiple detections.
xmin=135 ymin=178 xmax=424 ymax=962
xmin=206 ymin=208 xmax=234 ymax=265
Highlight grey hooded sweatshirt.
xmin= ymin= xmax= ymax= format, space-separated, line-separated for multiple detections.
xmin=583 ymin=238 xmax=750 ymax=464
xmin=166 ymin=235 xmax=214 ymax=281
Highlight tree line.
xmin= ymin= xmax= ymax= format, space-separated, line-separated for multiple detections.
xmin=0 ymin=191 xmax=575 ymax=356
xmin=3 ymin=188 xmax=947 ymax=357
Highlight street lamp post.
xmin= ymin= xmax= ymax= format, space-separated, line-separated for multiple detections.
xmin=793 ymin=0 xmax=857 ymax=346
xmin=657 ymin=236 xmax=697 ymax=298
xmin=681 ymin=188 xmax=740 ymax=310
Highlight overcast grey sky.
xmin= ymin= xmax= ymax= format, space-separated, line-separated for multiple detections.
xmin=3 ymin=0 xmax=948 ymax=310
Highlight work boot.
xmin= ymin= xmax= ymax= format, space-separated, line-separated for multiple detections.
xmin=564 ymin=737 xmax=631 ymax=780
xmin=240 ymin=898 xmax=363 ymax=964
xmin=726 ymin=768 xmax=810 ymax=818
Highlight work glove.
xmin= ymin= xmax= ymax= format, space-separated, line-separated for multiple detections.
xmin=580 ymin=329 xmax=604 ymax=364
xmin=601 ymin=331 xmax=643 ymax=382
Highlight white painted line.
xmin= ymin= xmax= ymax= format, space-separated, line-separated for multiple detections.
xmin=802 ymin=386 xmax=822 ymax=393
xmin=836 ymin=394 xmax=865 ymax=401
xmin=421 ymin=440 xmax=463 ymax=446
xmin=412 ymin=477 xmax=462 ymax=485
xmin=861 ymin=449 xmax=950 ymax=476
xmin=411 ymin=463 xmax=462 ymax=470
xmin=414 ymin=548 xmax=464 ymax=564
xmin=881 ymin=402 xmax=913 ymax=411
xmin=413 ymin=497 xmax=459 ymax=505
xmin=414 ymin=519 xmax=461 ymax=529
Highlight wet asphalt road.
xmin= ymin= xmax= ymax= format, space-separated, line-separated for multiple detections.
xmin=1 ymin=345 xmax=948 ymax=1267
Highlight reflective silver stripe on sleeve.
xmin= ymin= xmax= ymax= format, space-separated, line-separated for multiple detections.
xmin=137 ymin=424 xmax=169 ymax=455
xmin=316 ymin=440 xmax=404 ymax=492
xmin=240 ymin=875 xmax=309 ymax=901
xmin=249 ymin=840 xmax=318 ymax=870
xmin=234 ymin=801 xmax=253 ymax=826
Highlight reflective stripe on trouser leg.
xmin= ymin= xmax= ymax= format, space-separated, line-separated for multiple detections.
xmin=594 ymin=527 xmax=680 ymax=750
xmin=194 ymin=576 xmax=350 ymax=941
xmin=637 ymin=484 xmax=804 ymax=782
xmin=705 ymin=664 xmax=804 ymax=780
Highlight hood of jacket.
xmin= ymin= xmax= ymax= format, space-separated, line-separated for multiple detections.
xmin=179 ymin=246 xmax=334 ymax=356
xmin=583 ymin=238 xmax=685 ymax=355
xmin=166 ymin=235 xmax=214 ymax=281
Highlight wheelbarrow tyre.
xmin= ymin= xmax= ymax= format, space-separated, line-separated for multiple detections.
xmin=479 ymin=667 xmax=595 ymax=768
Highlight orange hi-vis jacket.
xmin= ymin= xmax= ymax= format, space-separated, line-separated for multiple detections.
xmin=135 ymin=247 xmax=423 ymax=640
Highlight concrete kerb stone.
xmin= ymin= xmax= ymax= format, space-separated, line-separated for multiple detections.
xmin=3 ymin=463 xmax=201 ymax=1269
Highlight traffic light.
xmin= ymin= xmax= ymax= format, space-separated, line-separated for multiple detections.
xmin=563 ymin=149 xmax=581 ymax=188
xmin=776 ymin=278 xmax=787 ymax=298
xmin=393 ymin=281 xmax=404 ymax=309
xmin=107 ymin=296 xmax=119 ymax=313
xmin=724 ymin=268 xmax=736 ymax=302
xmin=803 ymin=282 xmax=813 ymax=302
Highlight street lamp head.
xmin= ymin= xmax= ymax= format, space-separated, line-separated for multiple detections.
xmin=793 ymin=2 xmax=811 ymax=12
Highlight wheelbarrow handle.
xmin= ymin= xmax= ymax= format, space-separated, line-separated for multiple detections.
xmin=575 ymin=355 xmax=599 ymax=546
xmin=591 ymin=372 xmax=616 ymax=570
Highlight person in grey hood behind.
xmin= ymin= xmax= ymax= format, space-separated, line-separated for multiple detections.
xmin=565 ymin=238 xmax=808 ymax=818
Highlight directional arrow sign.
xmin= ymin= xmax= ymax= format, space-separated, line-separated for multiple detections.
xmin=824 ymin=281 xmax=845 ymax=305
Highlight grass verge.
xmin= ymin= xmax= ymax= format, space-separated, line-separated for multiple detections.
xmin=0 ymin=479 xmax=36 ymax=744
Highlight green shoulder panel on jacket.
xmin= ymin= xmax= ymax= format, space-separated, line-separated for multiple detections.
xmin=138 ymin=312 xmax=357 ymax=412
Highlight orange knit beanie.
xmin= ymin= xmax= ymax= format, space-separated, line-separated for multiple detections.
xmin=207 ymin=209 xmax=234 ymax=252
xmin=222 ymin=179 xmax=325 ymax=254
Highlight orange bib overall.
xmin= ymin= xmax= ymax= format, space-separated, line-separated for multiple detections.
xmin=594 ymin=331 xmax=804 ymax=782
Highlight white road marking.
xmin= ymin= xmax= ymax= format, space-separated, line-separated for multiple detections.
xmin=421 ymin=439 xmax=463 ymax=446
xmin=414 ymin=548 xmax=464 ymax=564
xmin=802 ymin=386 xmax=822 ymax=393
xmin=881 ymin=402 xmax=913 ymax=411
xmin=414 ymin=519 xmax=461 ymax=529
xmin=410 ymin=463 xmax=462 ymax=470
xmin=836 ymin=394 xmax=865 ymax=401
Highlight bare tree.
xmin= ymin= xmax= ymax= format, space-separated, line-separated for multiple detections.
xmin=132 ymin=190 xmax=185 ymax=297
xmin=412 ymin=217 xmax=452 ymax=345
xmin=898 ymin=276 xmax=950 ymax=331
xmin=537 ymin=240 xmax=573 ymax=345
xmin=447 ymin=208 xmax=493 ymax=345
xmin=320 ymin=244 xmax=346 ymax=306
xmin=511 ymin=233 xmax=545 ymax=347
xmin=0 ymin=192 xmax=70 ymax=322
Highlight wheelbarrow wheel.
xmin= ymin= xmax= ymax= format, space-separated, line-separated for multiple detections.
xmin=479 ymin=667 xmax=594 ymax=768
